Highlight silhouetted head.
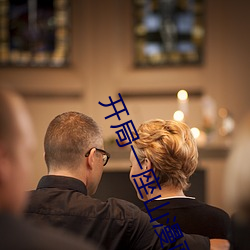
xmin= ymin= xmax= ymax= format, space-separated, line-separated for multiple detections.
xmin=0 ymin=90 xmax=35 ymax=215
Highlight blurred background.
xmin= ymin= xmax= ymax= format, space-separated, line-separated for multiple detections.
xmin=0 ymin=0 xmax=250 ymax=214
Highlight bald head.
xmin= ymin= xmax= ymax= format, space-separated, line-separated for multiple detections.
xmin=0 ymin=89 xmax=35 ymax=215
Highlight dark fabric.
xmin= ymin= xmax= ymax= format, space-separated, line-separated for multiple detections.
xmin=229 ymin=213 xmax=250 ymax=250
xmin=0 ymin=212 xmax=98 ymax=250
xmin=25 ymin=175 xmax=210 ymax=250
xmin=141 ymin=198 xmax=231 ymax=239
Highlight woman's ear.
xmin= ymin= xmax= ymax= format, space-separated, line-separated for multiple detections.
xmin=144 ymin=158 xmax=152 ymax=171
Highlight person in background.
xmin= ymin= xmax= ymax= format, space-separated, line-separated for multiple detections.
xmin=0 ymin=90 xmax=98 ymax=250
xmin=224 ymin=113 xmax=250 ymax=250
xmin=130 ymin=119 xmax=230 ymax=239
xmin=25 ymin=111 xmax=228 ymax=250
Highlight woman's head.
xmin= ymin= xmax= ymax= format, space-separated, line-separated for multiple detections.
xmin=130 ymin=119 xmax=198 ymax=196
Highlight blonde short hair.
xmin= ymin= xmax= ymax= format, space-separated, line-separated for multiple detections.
xmin=132 ymin=119 xmax=198 ymax=190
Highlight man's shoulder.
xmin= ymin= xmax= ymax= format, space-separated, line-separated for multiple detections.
xmin=26 ymin=188 xmax=145 ymax=221
xmin=105 ymin=197 xmax=146 ymax=219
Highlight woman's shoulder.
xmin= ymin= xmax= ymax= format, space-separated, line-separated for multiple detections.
xmin=194 ymin=200 xmax=230 ymax=221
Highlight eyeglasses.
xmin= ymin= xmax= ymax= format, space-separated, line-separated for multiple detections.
xmin=85 ymin=147 xmax=111 ymax=166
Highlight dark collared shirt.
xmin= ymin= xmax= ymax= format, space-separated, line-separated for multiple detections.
xmin=25 ymin=175 xmax=209 ymax=250
xmin=141 ymin=198 xmax=231 ymax=239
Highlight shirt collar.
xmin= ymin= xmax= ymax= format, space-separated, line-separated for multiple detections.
xmin=37 ymin=175 xmax=87 ymax=195
xmin=156 ymin=196 xmax=195 ymax=200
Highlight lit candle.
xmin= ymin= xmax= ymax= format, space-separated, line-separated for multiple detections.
xmin=177 ymin=90 xmax=189 ymax=119
xmin=191 ymin=127 xmax=200 ymax=139
xmin=173 ymin=110 xmax=184 ymax=122
xmin=191 ymin=127 xmax=207 ymax=147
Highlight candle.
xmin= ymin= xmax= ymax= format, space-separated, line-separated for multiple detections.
xmin=173 ymin=110 xmax=184 ymax=122
xmin=177 ymin=90 xmax=189 ymax=118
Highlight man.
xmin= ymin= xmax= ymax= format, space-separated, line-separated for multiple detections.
xmin=25 ymin=111 xmax=229 ymax=250
xmin=0 ymin=90 xmax=97 ymax=250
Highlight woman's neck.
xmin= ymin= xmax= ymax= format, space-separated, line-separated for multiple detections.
xmin=146 ymin=186 xmax=185 ymax=200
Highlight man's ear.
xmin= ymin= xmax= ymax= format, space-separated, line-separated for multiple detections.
xmin=86 ymin=148 xmax=96 ymax=170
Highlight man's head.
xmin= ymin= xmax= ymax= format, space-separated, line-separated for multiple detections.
xmin=0 ymin=90 xmax=35 ymax=215
xmin=44 ymin=112 xmax=107 ymax=195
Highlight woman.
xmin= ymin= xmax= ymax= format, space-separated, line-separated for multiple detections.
xmin=129 ymin=119 xmax=230 ymax=239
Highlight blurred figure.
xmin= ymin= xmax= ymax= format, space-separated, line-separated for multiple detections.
xmin=130 ymin=119 xmax=230 ymax=239
xmin=25 ymin=111 xmax=228 ymax=250
xmin=224 ymin=113 xmax=250 ymax=250
xmin=0 ymin=90 xmax=97 ymax=250
xmin=0 ymin=90 xmax=35 ymax=215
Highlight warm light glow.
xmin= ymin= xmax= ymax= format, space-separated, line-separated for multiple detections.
xmin=173 ymin=110 xmax=184 ymax=121
xmin=177 ymin=90 xmax=188 ymax=101
xmin=218 ymin=108 xmax=228 ymax=119
xmin=195 ymin=130 xmax=207 ymax=147
xmin=191 ymin=127 xmax=200 ymax=139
